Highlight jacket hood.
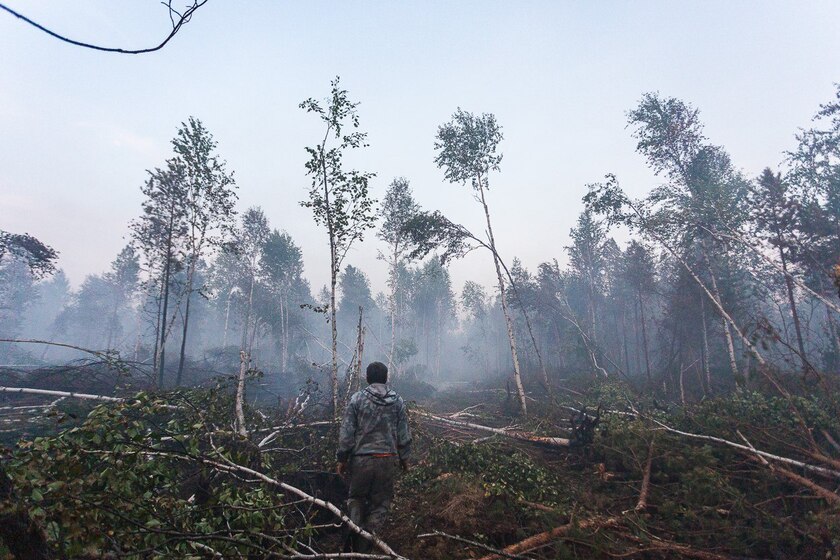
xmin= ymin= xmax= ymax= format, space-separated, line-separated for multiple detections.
xmin=364 ymin=383 xmax=398 ymax=406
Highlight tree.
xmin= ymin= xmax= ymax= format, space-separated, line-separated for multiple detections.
xmin=750 ymin=169 xmax=810 ymax=375
xmin=19 ymin=269 xmax=70 ymax=351
xmin=461 ymin=281 xmax=491 ymax=374
xmin=235 ymin=208 xmax=271 ymax=357
xmin=300 ymin=77 xmax=377 ymax=419
xmin=788 ymin=84 xmax=840 ymax=370
xmin=434 ymin=108 xmax=527 ymax=413
xmin=378 ymin=177 xmax=420 ymax=375
xmin=622 ymin=241 xmax=657 ymax=382
xmin=337 ymin=264 xmax=378 ymax=368
xmin=338 ymin=265 xmax=375 ymax=323
xmin=54 ymin=274 xmax=113 ymax=350
xmin=172 ymin=117 xmax=238 ymax=385
xmin=410 ymin=259 xmax=456 ymax=378
xmin=566 ymin=208 xmax=607 ymax=351
xmin=260 ymin=230 xmax=305 ymax=371
xmin=103 ymin=245 xmax=140 ymax=351
xmin=626 ymin=93 xmax=751 ymax=381
xmin=0 ymin=257 xmax=36 ymax=350
xmin=585 ymin=174 xmax=770 ymax=379
xmin=131 ymin=160 xmax=188 ymax=388
xmin=0 ymin=230 xmax=58 ymax=279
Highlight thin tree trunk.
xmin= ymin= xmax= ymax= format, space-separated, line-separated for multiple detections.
xmin=588 ymin=281 xmax=598 ymax=346
xmin=284 ymin=291 xmax=290 ymax=370
xmin=329 ymin=271 xmax=339 ymax=420
xmin=317 ymin=141 xmax=340 ymax=422
xmin=280 ymin=294 xmax=288 ymax=371
xmin=633 ymin=299 xmax=643 ymax=376
xmin=248 ymin=313 xmax=259 ymax=358
xmin=355 ymin=306 xmax=364 ymax=393
xmin=828 ymin=305 xmax=840 ymax=373
xmin=436 ymin=302 xmax=442 ymax=379
xmin=621 ymin=306 xmax=631 ymax=377
xmin=235 ymin=350 xmax=248 ymax=437
xmin=222 ymin=288 xmax=233 ymax=350
xmin=553 ymin=320 xmax=566 ymax=369
xmin=638 ymin=288 xmax=651 ymax=383
xmin=176 ymin=251 xmax=198 ymax=385
xmin=106 ymin=294 xmax=120 ymax=351
xmin=176 ymin=283 xmax=192 ymax=386
xmin=702 ymin=244 xmax=739 ymax=379
xmin=388 ymin=247 xmax=398 ymax=376
xmin=242 ymin=271 xmax=255 ymax=352
xmin=133 ymin=308 xmax=143 ymax=362
xmin=700 ymin=296 xmax=711 ymax=390
xmin=477 ymin=181 xmax=527 ymax=414
xmin=156 ymin=214 xmax=175 ymax=389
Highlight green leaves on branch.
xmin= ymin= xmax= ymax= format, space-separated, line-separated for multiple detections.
xmin=300 ymin=76 xmax=377 ymax=273
xmin=434 ymin=108 xmax=503 ymax=190
xmin=401 ymin=211 xmax=476 ymax=265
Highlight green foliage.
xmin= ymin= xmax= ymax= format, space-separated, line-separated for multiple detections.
xmin=0 ymin=230 xmax=58 ymax=278
xmin=408 ymin=440 xmax=575 ymax=509
xmin=300 ymin=76 xmax=377 ymax=275
xmin=434 ymin=109 xmax=503 ymax=190
xmin=4 ymin=389 xmax=316 ymax=557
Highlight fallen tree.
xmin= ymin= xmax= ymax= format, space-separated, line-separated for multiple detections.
xmin=417 ymin=410 xmax=571 ymax=447
xmin=475 ymin=516 xmax=622 ymax=560
xmin=0 ymin=386 xmax=125 ymax=403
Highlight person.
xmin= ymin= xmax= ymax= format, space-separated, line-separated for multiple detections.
xmin=337 ymin=361 xmax=411 ymax=552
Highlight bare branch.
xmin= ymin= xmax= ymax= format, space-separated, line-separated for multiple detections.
xmin=0 ymin=1 xmax=209 ymax=54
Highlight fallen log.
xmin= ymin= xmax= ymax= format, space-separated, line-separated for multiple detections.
xmin=648 ymin=417 xmax=840 ymax=480
xmin=634 ymin=435 xmax=655 ymax=512
xmin=738 ymin=430 xmax=840 ymax=506
xmin=621 ymin=533 xmax=760 ymax=560
xmin=0 ymin=386 xmax=124 ymax=403
xmin=417 ymin=411 xmax=571 ymax=447
xmin=475 ymin=516 xmax=621 ymax=560
xmin=418 ymin=530 xmax=527 ymax=559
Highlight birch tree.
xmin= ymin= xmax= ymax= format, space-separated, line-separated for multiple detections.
xmin=131 ymin=161 xmax=187 ymax=388
xmin=171 ymin=117 xmax=237 ymax=385
xmin=434 ymin=108 xmax=528 ymax=413
xmin=377 ymin=177 xmax=419 ymax=375
xmin=260 ymin=230 xmax=305 ymax=371
xmin=626 ymin=93 xmax=750 ymax=380
xmin=300 ymin=77 xmax=377 ymax=419
xmin=235 ymin=207 xmax=270 ymax=357
xmin=788 ymin=84 xmax=840 ymax=370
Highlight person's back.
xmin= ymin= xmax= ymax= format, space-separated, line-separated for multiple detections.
xmin=337 ymin=361 xmax=411 ymax=552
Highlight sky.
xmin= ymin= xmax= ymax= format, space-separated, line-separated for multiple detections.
xmin=1 ymin=1 xmax=839 ymax=298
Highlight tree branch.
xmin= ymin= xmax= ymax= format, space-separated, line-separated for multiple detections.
xmin=0 ymin=1 xmax=208 ymax=54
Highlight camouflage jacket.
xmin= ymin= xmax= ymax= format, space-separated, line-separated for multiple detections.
xmin=337 ymin=383 xmax=411 ymax=463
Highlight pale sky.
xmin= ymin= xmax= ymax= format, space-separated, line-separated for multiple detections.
xmin=1 ymin=1 xmax=839 ymax=297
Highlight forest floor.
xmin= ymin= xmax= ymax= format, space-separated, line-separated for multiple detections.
xmin=1 ymin=365 xmax=839 ymax=559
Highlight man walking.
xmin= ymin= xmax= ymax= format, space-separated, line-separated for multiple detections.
xmin=337 ymin=361 xmax=411 ymax=552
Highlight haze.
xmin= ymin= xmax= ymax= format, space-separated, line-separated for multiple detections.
xmin=2 ymin=1 xmax=839 ymax=294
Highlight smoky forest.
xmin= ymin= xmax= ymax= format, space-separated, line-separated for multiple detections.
xmin=1 ymin=3 xmax=840 ymax=560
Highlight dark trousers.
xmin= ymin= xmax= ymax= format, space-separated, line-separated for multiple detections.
xmin=345 ymin=455 xmax=398 ymax=552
